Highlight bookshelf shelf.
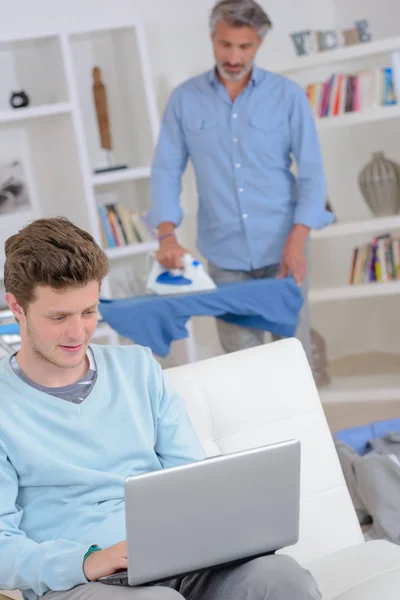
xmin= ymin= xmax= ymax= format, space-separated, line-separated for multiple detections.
xmin=105 ymin=240 xmax=157 ymax=260
xmin=320 ymin=372 xmax=400 ymax=403
xmin=311 ymin=214 xmax=400 ymax=239
xmin=92 ymin=166 xmax=151 ymax=187
xmin=273 ymin=35 xmax=400 ymax=74
xmin=0 ymin=102 xmax=72 ymax=123
xmin=309 ymin=280 xmax=400 ymax=303
xmin=316 ymin=104 xmax=400 ymax=131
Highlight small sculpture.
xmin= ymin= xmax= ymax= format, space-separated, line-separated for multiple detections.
xmin=93 ymin=67 xmax=112 ymax=154
xmin=92 ymin=66 xmax=126 ymax=174
xmin=10 ymin=91 xmax=29 ymax=109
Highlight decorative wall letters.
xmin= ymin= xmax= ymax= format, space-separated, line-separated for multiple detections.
xmin=290 ymin=20 xmax=372 ymax=57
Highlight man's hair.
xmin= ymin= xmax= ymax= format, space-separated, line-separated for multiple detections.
xmin=4 ymin=217 xmax=109 ymax=310
xmin=210 ymin=0 xmax=272 ymax=40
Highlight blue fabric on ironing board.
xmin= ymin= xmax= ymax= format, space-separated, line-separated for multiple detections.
xmin=99 ymin=276 xmax=303 ymax=358
xmin=334 ymin=418 xmax=400 ymax=455
xmin=0 ymin=323 xmax=19 ymax=335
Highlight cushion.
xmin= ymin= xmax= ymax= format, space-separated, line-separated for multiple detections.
xmin=306 ymin=540 xmax=400 ymax=599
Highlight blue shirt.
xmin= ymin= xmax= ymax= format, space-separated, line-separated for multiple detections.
xmin=148 ymin=65 xmax=333 ymax=270
xmin=0 ymin=345 xmax=205 ymax=599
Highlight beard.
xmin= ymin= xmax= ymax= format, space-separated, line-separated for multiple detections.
xmin=26 ymin=316 xmax=88 ymax=370
xmin=216 ymin=61 xmax=253 ymax=81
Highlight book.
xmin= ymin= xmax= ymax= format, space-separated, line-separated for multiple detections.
xmin=131 ymin=213 xmax=157 ymax=243
xmin=98 ymin=205 xmax=116 ymax=248
xmin=391 ymin=51 xmax=400 ymax=107
xmin=305 ymin=65 xmax=398 ymax=119
xmin=97 ymin=204 xmax=155 ymax=249
xmin=350 ymin=234 xmax=400 ymax=285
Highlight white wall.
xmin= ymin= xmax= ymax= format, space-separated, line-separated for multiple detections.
xmin=334 ymin=0 xmax=400 ymax=40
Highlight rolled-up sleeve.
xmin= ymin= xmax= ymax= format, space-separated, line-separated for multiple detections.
xmin=289 ymin=84 xmax=331 ymax=230
xmin=148 ymin=89 xmax=189 ymax=228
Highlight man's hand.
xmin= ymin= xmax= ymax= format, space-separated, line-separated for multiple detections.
xmin=276 ymin=224 xmax=310 ymax=286
xmin=83 ymin=541 xmax=128 ymax=582
xmin=157 ymin=235 xmax=187 ymax=270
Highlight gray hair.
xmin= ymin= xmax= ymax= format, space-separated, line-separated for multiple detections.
xmin=210 ymin=0 xmax=272 ymax=40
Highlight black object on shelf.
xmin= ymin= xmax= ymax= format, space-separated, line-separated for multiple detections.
xmin=93 ymin=164 xmax=128 ymax=174
xmin=9 ymin=90 xmax=30 ymax=109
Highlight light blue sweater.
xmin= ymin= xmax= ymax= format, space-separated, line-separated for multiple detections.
xmin=0 ymin=345 xmax=205 ymax=599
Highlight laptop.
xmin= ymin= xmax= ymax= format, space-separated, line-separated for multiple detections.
xmin=99 ymin=439 xmax=300 ymax=587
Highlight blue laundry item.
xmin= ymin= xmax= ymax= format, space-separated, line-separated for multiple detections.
xmin=334 ymin=418 xmax=400 ymax=455
xmin=0 ymin=323 xmax=19 ymax=335
xmin=99 ymin=277 xmax=303 ymax=358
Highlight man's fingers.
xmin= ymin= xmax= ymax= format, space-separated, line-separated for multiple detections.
xmin=156 ymin=252 xmax=184 ymax=270
xmin=174 ymin=254 xmax=184 ymax=269
xmin=117 ymin=557 xmax=128 ymax=569
xmin=276 ymin=264 xmax=288 ymax=279
xmin=291 ymin=263 xmax=306 ymax=286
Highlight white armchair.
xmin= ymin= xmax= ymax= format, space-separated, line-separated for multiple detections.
xmin=2 ymin=338 xmax=400 ymax=600
xmin=165 ymin=338 xmax=400 ymax=599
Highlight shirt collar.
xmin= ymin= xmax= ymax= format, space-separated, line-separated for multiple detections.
xmin=208 ymin=64 xmax=260 ymax=88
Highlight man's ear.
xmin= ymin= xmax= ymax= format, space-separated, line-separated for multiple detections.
xmin=5 ymin=292 xmax=25 ymax=323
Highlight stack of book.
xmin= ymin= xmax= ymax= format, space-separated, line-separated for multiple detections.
xmin=98 ymin=204 xmax=157 ymax=249
xmin=306 ymin=66 xmax=397 ymax=119
xmin=349 ymin=234 xmax=400 ymax=285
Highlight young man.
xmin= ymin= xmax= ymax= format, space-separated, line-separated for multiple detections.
xmin=0 ymin=217 xmax=321 ymax=600
xmin=148 ymin=0 xmax=333 ymax=367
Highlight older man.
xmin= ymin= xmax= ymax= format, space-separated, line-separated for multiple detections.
xmin=149 ymin=0 xmax=332 ymax=367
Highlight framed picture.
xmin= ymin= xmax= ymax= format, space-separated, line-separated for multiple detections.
xmin=0 ymin=159 xmax=32 ymax=216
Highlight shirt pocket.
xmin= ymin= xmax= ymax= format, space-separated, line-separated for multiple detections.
xmin=182 ymin=116 xmax=219 ymax=136
xmin=182 ymin=116 xmax=221 ymax=155
xmin=248 ymin=113 xmax=289 ymax=158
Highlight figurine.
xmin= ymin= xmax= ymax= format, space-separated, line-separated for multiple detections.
xmin=10 ymin=91 xmax=29 ymax=109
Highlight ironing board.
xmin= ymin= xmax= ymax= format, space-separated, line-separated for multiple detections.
xmin=0 ymin=278 xmax=303 ymax=361
xmin=99 ymin=277 xmax=303 ymax=359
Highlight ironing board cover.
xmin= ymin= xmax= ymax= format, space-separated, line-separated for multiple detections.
xmin=99 ymin=277 xmax=303 ymax=357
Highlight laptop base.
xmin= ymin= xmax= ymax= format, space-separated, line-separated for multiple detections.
xmin=98 ymin=550 xmax=276 ymax=587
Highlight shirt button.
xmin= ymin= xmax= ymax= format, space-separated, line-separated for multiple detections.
xmin=235 ymin=163 xmax=241 ymax=168
xmin=242 ymin=213 xmax=248 ymax=219
xmin=238 ymin=188 xmax=244 ymax=192
xmin=232 ymin=113 xmax=238 ymax=119
xmin=233 ymin=138 xmax=238 ymax=142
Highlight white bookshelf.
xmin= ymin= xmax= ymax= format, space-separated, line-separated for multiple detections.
xmin=316 ymin=104 xmax=400 ymax=131
xmin=92 ymin=166 xmax=151 ymax=187
xmin=105 ymin=240 xmax=157 ymax=260
xmin=0 ymin=102 xmax=72 ymax=123
xmin=311 ymin=214 xmax=400 ymax=239
xmin=309 ymin=280 xmax=400 ymax=303
xmin=320 ymin=372 xmax=400 ymax=403
xmin=273 ymin=35 xmax=400 ymax=402
xmin=0 ymin=25 xmax=160 ymax=344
